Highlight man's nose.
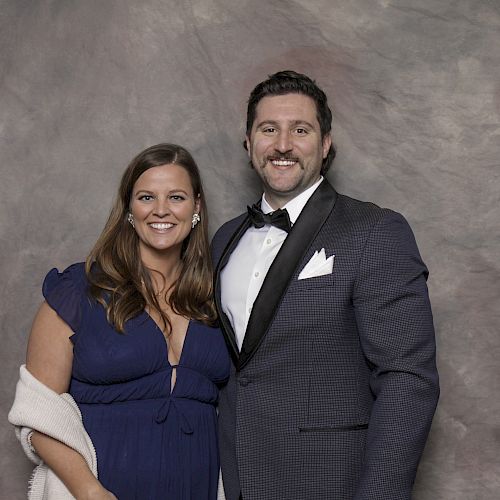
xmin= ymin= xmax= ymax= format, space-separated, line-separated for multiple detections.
xmin=275 ymin=131 xmax=293 ymax=153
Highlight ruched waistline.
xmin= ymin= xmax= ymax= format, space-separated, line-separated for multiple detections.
xmin=78 ymin=396 xmax=215 ymax=435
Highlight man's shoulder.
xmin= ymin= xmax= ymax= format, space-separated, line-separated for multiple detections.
xmin=331 ymin=192 xmax=419 ymax=251
xmin=334 ymin=192 xmax=403 ymax=225
xmin=213 ymin=212 xmax=247 ymax=241
xmin=211 ymin=212 xmax=248 ymax=264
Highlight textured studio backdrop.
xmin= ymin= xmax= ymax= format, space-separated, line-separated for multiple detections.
xmin=1 ymin=1 xmax=499 ymax=498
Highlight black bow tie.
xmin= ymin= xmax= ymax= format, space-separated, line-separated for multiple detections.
xmin=247 ymin=204 xmax=292 ymax=233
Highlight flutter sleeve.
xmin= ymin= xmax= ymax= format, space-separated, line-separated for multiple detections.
xmin=42 ymin=262 xmax=88 ymax=334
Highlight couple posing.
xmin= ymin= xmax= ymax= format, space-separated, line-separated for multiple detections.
xmin=10 ymin=71 xmax=439 ymax=500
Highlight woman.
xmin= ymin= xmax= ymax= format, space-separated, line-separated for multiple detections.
xmin=11 ymin=144 xmax=230 ymax=499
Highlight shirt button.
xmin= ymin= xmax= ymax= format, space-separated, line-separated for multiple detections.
xmin=254 ymin=271 xmax=260 ymax=278
xmin=266 ymin=238 xmax=272 ymax=244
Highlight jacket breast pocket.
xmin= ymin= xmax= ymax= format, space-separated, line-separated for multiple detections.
xmin=289 ymin=271 xmax=336 ymax=291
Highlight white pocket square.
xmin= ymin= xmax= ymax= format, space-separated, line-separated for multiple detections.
xmin=298 ymin=248 xmax=335 ymax=280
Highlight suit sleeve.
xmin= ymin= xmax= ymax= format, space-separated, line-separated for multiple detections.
xmin=352 ymin=211 xmax=439 ymax=500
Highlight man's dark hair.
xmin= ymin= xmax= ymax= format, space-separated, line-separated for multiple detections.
xmin=245 ymin=70 xmax=336 ymax=174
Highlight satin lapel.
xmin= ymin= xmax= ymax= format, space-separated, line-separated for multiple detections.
xmin=214 ymin=216 xmax=252 ymax=365
xmin=239 ymin=181 xmax=338 ymax=370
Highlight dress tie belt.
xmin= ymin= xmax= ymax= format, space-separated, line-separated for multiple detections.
xmin=155 ymin=397 xmax=194 ymax=434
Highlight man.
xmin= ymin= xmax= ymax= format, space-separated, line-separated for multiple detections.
xmin=212 ymin=70 xmax=439 ymax=500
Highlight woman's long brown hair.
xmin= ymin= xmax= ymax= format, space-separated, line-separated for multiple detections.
xmin=85 ymin=143 xmax=217 ymax=334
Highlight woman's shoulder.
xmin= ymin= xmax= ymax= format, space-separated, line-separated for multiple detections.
xmin=42 ymin=262 xmax=89 ymax=333
xmin=44 ymin=261 xmax=87 ymax=284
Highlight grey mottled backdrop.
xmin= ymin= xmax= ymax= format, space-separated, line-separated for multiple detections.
xmin=1 ymin=0 xmax=499 ymax=498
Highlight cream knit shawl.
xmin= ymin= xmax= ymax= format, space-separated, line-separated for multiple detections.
xmin=8 ymin=365 xmax=97 ymax=500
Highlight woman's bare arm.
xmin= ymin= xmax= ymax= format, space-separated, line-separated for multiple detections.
xmin=26 ymin=302 xmax=116 ymax=499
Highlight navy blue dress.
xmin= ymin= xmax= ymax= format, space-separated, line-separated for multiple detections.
xmin=42 ymin=263 xmax=230 ymax=500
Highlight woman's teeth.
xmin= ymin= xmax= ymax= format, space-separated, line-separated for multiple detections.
xmin=149 ymin=223 xmax=174 ymax=230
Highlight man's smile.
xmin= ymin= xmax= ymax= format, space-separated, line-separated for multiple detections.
xmin=266 ymin=155 xmax=301 ymax=170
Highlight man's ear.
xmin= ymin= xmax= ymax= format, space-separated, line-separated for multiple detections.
xmin=244 ymin=136 xmax=251 ymax=158
xmin=322 ymin=134 xmax=332 ymax=159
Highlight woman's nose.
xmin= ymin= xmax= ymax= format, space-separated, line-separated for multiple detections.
xmin=153 ymin=199 xmax=171 ymax=217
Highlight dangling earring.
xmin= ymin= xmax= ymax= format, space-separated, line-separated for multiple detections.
xmin=191 ymin=213 xmax=200 ymax=228
xmin=127 ymin=213 xmax=135 ymax=229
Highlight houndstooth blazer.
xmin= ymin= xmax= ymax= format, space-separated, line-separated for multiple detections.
xmin=211 ymin=180 xmax=439 ymax=500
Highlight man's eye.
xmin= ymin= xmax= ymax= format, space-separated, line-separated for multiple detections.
xmin=262 ymin=127 xmax=276 ymax=134
xmin=295 ymin=128 xmax=308 ymax=135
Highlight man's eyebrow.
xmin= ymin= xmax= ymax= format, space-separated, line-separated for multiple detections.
xmin=255 ymin=120 xmax=280 ymax=128
xmin=255 ymin=119 xmax=316 ymax=129
xmin=290 ymin=120 xmax=315 ymax=128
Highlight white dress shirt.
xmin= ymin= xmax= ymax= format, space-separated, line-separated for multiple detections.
xmin=220 ymin=177 xmax=324 ymax=349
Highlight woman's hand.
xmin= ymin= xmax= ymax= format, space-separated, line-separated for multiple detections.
xmin=76 ymin=483 xmax=118 ymax=499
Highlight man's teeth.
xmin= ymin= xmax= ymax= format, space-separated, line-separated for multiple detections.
xmin=271 ymin=159 xmax=296 ymax=166
xmin=149 ymin=223 xmax=174 ymax=229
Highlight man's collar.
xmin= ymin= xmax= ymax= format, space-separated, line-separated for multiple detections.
xmin=261 ymin=176 xmax=324 ymax=224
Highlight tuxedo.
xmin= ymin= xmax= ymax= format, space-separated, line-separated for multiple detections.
xmin=212 ymin=180 xmax=439 ymax=500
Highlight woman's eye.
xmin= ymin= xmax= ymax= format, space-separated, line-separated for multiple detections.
xmin=169 ymin=195 xmax=186 ymax=202
xmin=139 ymin=195 xmax=154 ymax=201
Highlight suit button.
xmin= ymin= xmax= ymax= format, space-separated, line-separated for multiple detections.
xmin=239 ymin=377 xmax=250 ymax=387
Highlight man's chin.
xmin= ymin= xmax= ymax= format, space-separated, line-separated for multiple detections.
xmin=264 ymin=181 xmax=303 ymax=202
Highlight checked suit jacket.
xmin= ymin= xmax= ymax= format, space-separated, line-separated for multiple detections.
xmin=211 ymin=180 xmax=439 ymax=500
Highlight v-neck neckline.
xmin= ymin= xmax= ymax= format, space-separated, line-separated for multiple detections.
xmin=143 ymin=310 xmax=192 ymax=368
